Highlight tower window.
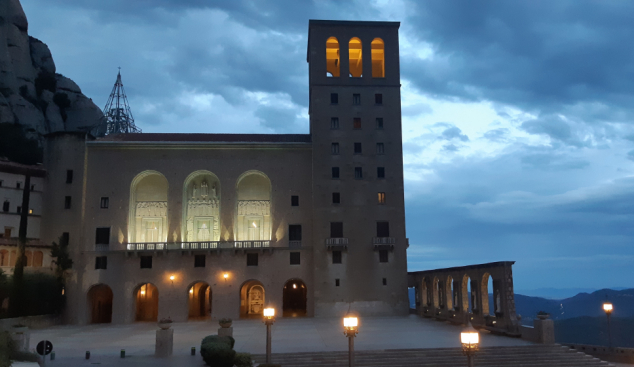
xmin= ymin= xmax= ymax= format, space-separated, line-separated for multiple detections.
xmin=376 ymin=143 xmax=385 ymax=155
xmin=335 ymin=279 xmax=340 ymax=287
xmin=289 ymin=225 xmax=302 ymax=241
xmin=2 ymin=201 xmax=8 ymax=212
xmin=16 ymin=182 xmax=21 ymax=189
xmin=331 ymin=117 xmax=340 ymax=129
xmin=326 ymin=37 xmax=340 ymax=77
xmin=377 ymin=221 xmax=390 ymax=237
xmin=376 ymin=118 xmax=384 ymax=129
xmin=16 ymin=206 xmax=21 ymax=214
xmin=378 ymin=192 xmax=386 ymax=204
xmin=353 ymin=118 xmax=361 ymax=129
xmin=349 ymin=38 xmax=363 ymax=77
xmin=64 ymin=196 xmax=72 ymax=209
xmin=140 ymin=256 xmax=152 ymax=269
xmin=30 ymin=184 xmax=35 ymax=191
xmin=332 ymin=192 xmax=340 ymax=204
xmin=66 ymin=170 xmax=73 ymax=184
xmin=332 ymin=167 xmax=340 ymax=179
xmin=380 ymin=250 xmax=389 ymax=263
xmin=291 ymin=195 xmax=299 ymax=206
xmin=375 ymin=94 xmax=383 ymax=105
xmin=195 ymin=255 xmax=206 ymax=268
xmin=377 ymin=167 xmax=385 ymax=178
xmin=247 ymin=253 xmax=258 ymax=266
xmin=100 ymin=197 xmax=109 ymax=209
xmin=290 ymin=252 xmax=301 ymax=265
xmin=382 ymin=277 xmax=388 ymax=285
xmin=332 ymin=250 xmax=342 ymax=264
xmin=354 ymin=143 xmax=362 ymax=154
xmin=353 ymin=93 xmax=361 ymax=105
xmin=95 ymin=256 xmax=107 ymax=270
xmin=331 ymin=93 xmax=338 ymax=104
xmin=354 ymin=167 xmax=363 ymax=179
xmin=331 ymin=143 xmax=340 ymax=155
xmin=371 ymin=38 xmax=385 ymax=78
xmin=330 ymin=222 xmax=343 ymax=238
xmin=95 ymin=227 xmax=110 ymax=245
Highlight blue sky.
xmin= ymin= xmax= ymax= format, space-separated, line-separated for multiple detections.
xmin=21 ymin=0 xmax=634 ymax=294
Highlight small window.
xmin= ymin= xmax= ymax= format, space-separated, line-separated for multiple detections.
xmin=140 ymin=256 xmax=152 ymax=269
xmin=30 ymin=184 xmax=35 ymax=191
xmin=376 ymin=143 xmax=385 ymax=155
xmin=377 ymin=167 xmax=385 ymax=178
xmin=247 ymin=253 xmax=259 ymax=266
xmin=66 ymin=170 xmax=73 ymax=184
xmin=354 ymin=143 xmax=362 ymax=154
xmin=382 ymin=277 xmax=387 ymax=285
xmin=332 ymin=250 xmax=342 ymax=264
xmin=335 ymin=279 xmax=340 ymax=287
xmin=331 ymin=93 xmax=338 ymax=104
xmin=194 ymin=255 xmax=206 ymax=268
xmin=331 ymin=143 xmax=340 ymax=155
xmin=378 ymin=192 xmax=386 ymax=204
xmin=353 ymin=93 xmax=361 ymax=105
xmin=354 ymin=167 xmax=363 ymax=179
xmin=332 ymin=192 xmax=340 ymax=204
xmin=330 ymin=222 xmax=343 ymax=238
xmin=375 ymin=94 xmax=383 ymax=105
xmin=100 ymin=197 xmax=109 ymax=209
xmin=289 ymin=225 xmax=302 ymax=241
xmin=28 ymin=208 xmax=33 ymax=214
xmin=332 ymin=167 xmax=340 ymax=179
xmin=64 ymin=196 xmax=71 ymax=209
xmin=331 ymin=117 xmax=340 ymax=129
xmin=95 ymin=256 xmax=107 ymax=270
xmin=62 ymin=232 xmax=69 ymax=244
xmin=95 ymin=227 xmax=110 ymax=245
xmin=291 ymin=195 xmax=299 ymax=206
xmin=326 ymin=37 xmax=340 ymax=77
xmin=353 ymin=118 xmax=361 ymax=129
xmin=16 ymin=206 xmax=21 ymax=214
xmin=290 ymin=252 xmax=301 ymax=265
xmin=380 ymin=250 xmax=389 ymax=263
xmin=16 ymin=182 xmax=21 ymax=189
xmin=377 ymin=221 xmax=390 ymax=237
xmin=376 ymin=118 xmax=384 ymax=129
xmin=2 ymin=201 xmax=8 ymax=212
xmin=0 ymin=180 xmax=3 ymax=187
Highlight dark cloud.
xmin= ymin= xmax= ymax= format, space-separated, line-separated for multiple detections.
xmin=483 ymin=128 xmax=509 ymax=142
xmin=440 ymin=126 xmax=469 ymax=142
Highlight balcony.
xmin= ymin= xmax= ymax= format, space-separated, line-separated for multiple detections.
xmin=373 ymin=237 xmax=395 ymax=251
xmin=123 ymin=240 xmax=270 ymax=252
xmin=288 ymin=240 xmax=302 ymax=248
xmin=234 ymin=241 xmax=270 ymax=249
xmin=325 ymin=237 xmax=348 ymax=250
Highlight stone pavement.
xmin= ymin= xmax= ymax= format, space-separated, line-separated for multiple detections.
xmin=27 ymin=315 xmax=531 ymax=366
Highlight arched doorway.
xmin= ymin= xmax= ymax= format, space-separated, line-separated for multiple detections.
xmin=283 ymin=279 xmax=307 ymax=317
xmin=240 ymin=280 xmax=265 ymax=318
xmin=135 ymin=283 xmax=159 ymax=322
xmin=88 ymin=284 xmax=113 ymax=324
xmin=188 ymin=282 xmax=211 ymax=319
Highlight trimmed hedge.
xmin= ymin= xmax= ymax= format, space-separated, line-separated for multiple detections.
xmin=201 ymin=334 xmax=235 ymax=349
xmin=200 ymin=342 xmax=235 ymax=367
xmin=234 ymin=352 xmax=253 ymax=367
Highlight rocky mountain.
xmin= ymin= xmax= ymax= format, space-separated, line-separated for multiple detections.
xmin=0 ymin=0 xmax=104 ymax=136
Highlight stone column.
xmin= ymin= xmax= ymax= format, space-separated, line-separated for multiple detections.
xmin=155 ymin=328 xmax=174 ymax=357
xmin=534 ymin=318 xmax=555 ymax=344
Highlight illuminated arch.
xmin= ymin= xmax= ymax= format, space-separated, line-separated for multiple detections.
xmin=128 ymin=171 xmax=169 ymax=244
xmin=446 ymin=275 xmax=454 ymax=310
xmin=235 ymin=171 xmax=272 ymax=242
xmin=326 ymin=37 xmax=340 ymax=77
xmin=371 ymin=38 xmax=385 ymax=78
xmin=239 ymin=279 xmax=265 ymax=318
xmin=348 ymin=37 xmax=363 ymax=77
xmin=134 ymin=283 xmax=159 ymax=322
xmin=187 ymin=280 xmax=211 ymax=319
xmin=182 ymin=170 xmax=221 ymax=243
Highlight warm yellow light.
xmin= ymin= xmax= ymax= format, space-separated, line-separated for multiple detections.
xmin=461 ymin=331 xmax=479 ymax=345
xmin=603 ymin=302 xmax=613 ymax=313
xmin=252 ymin=221 xmax=257 ymax=228
xmin=189 ymin=288 xmax=194 ymax=294
xmin=223 ymin=273 xmax=229 ymax=279
xmin=169 ymin=275 xmax=175 ymax=281
xmin=293 ymin=283 xmax=297 ymax=289
xmin=343 ymin=316 xmax=358 ymax=328
xmin=140 ymin=290 xmax=146 ymax=295
xmin=263 ymin=307 xmax=275 ymax=318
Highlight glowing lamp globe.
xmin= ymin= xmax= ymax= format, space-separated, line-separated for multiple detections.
xmin=264 ymin=307 xmax=275 ymax=318
xmin=461 ymin=330 xmax=479 ymax=345
xmin=343 ymin=316 xmax=358 ymax=329
xmin=169 ymin=275 xmax=175 ymax=281
xmin=603 ymin=302 xmax=613 ymax=314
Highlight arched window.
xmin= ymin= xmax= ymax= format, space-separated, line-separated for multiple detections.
xmin=348 ymin=37 xmax=363 ymax=77
xmin=182 ymin=171 xmax=221 ymax=243
xmin=371 ymin=38 xmax=385 ymax=78
xmin=25 ymin=250 xmax=32 ymax=267
xmin=128 ymin=171 xmax=169 ymax=245
xmin=326 ymin=37 xmax=340 ymax=77
xmin=235 ymin=171 xmax=272 ymax=243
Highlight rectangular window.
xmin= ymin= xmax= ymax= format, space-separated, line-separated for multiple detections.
xmin=0 ymin=180 xmax=3 ymax=187
xmin=64 ymin=196 xmax=71 ymax=209
xmin=2 ymin=201 xmax=8 ymax=212
xmin=382 ymin=277 xmax=387 ymax=285
xmin=353 ymin=118 xmax=361 ymax=129
xmin=335 ymin=279 xmax=340 ymax=287
xmin=28 ymin=208 xmax=33 ymax=214
xmin=95 ymin=227 xmax=110 ymax=245
xmin=332 ymin=167 xmax=340 ymax=179
xmin=95 ymin=256 xmax=107 ymax=270
xmin=332 ymin=192 xmax=340 ymax=204
xmin=380 ymin=250 xmax=389 ymax=263
xmin=330 ymin=222 xmax=343 ymax=238
xmin=30 ymin=184 xmax=35 ymax=191
xmin=377 ymin=221 xmax=390 ymax=237
xmin=375 ymin=93 xmax=383 ymax=105
xmin=140 ymin=256 xmax=152 ymax=269
xmin=62 ymin=232 xmax=69 ymax=245
xmin=194 ymin=255 xmax=206 ymax=268
xmin=377 ymin=167 xmax=385 ymax=178
xmin=331 ymin=117 xmax=340 ymax=129
xmin=16 ymin=182 xmax=21 ymax=189
xmin=16 ymin=206 xmax=21 ymax=214
xmin=332 ymin=250 xmax=342 ymax=264
xmin=331 ymin=143 xmax=340 ymax=155
xmin=291 ymin=195 xmax=299 ymax=206
xmin=376 ymin=143 xmax=385 ymax=155
xmin=354 ymin=167 xmax=363 ymax=179
xmin=66 ymin=170 xmax=73 ymax=184
xmin=354 ymin=143 xmax=362 ymax=154
xmin=376 ymin=118 xmax=384 ymax=129
xmin=378 ymin=192 xmax=386 ymax=204
xmin=290 ymin=252 xmax=301 ymax=265
xmin=353 ymin=93 xmax=361 ymax=105
xmin=289 ymin=225 xmax=302 ymax=241
xmin=331 ymin=93 xmax=338 ymax=104
xmin=100 ymin=197 xmax=109 ymax=209
xmin=247 ymin=253 xmax=259 ymax=266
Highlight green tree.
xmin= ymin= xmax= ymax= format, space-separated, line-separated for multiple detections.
xmin=51 ymin=234 xmax=73 ymax=282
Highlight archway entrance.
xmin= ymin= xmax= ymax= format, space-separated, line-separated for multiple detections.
xmin=88 ymin=284 xmax=113 ymax=324
xmin=240 ymin=280 xmax=265 ymax=318
xmin=188 ymin=282 xmax=211 ymax=319
xmin=282 ymin=279 xmax=307 ymax=317
xmin=135 ymin=283 xmax=158 ymax=322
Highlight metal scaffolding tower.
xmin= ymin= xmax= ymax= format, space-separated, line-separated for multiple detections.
xmin=102 ymin=69 xmax=141 ymax=134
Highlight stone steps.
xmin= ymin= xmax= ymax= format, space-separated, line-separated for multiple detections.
xmin=252 ymin=345 xmax=614 ymax=366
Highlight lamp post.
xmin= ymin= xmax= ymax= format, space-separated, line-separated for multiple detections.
xmin=603 ymin=301 xmax=613 ymax=348
xmin=263 ymin=307 xmax=275 ymax=364
xmin=461 ymin=322 xmax=479 ymax=367
xmin=343 ymin=315 xmax=359 ymax=367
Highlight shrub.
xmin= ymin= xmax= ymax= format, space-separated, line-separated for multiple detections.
xmin=200 ymin=342 xmax=235 ymax=367
xmin=201 ymin=335 xmax=234 ymax=349
xmin=234 ymin=352 xmax=253 ymax=367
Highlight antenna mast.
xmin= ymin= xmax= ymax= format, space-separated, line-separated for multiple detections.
xmin=102 ymin=68 xmax=141 ymax=134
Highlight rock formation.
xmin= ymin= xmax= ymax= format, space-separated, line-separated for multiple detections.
xmin=0 ymin=0 xmax=104 ymax=136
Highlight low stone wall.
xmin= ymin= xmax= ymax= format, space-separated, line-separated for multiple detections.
xmin=563 ymin=344 xmax=634 ymax=364
xmin=519 ymin=318 xmax=554 ymax=344
xmin=0 ymin=314 xmax=61 ymax=330
xmin=519 ymin=325 xmax=538 ymax=343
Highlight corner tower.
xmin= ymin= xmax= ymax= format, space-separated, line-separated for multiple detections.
xmin=308 ymin=20 xmax=408 ymax=316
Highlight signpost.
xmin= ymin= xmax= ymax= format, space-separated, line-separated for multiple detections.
xmin=36 ymin=340 xmax=53 ymax=366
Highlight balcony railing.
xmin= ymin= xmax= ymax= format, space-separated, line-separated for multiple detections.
xmin=326 ymin=238 xmax=349 ymax=245
xmin=124 ymin=240 xmax=271 ymax=251
xmin=373 ymin=237 xmax=396 ymax=244
xmin=127 ymin=242 xmax=166 ymax=251
xmin=288 ymin=240 xmax=302 ymax=248
xmin=95 ymin=244 xmax=110 ymax=252
xmin=180 ymin=241 xmax=219 ymax=250
xmin=234 ymin=241 xmax=270 ymax=249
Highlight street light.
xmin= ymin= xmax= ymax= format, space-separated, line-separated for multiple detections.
xmin=263 ymin=307 xmax=275 ymax=364
xmin=343 ymin=315 xmax=359 ymax=367
xmin=603 ymin=301 xmax=613 ymax=348
xmin=461 ymin=322 xmax=479 ymax=367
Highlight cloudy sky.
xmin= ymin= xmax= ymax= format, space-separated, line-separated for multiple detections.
xmin=22 ymin=0 xmax=634 ymax=296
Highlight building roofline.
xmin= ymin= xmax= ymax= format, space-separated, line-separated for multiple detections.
xmin=94 ymin=133 xmax=311 ymax=144
xmin=308 ymin=19 xmax=400 ymax=28
xmin=0 ymin=160 xmax=46 ymax=177
xmin=407 ymin=261 xmax=516 ymax=275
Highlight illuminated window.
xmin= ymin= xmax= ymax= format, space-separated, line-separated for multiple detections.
xmin=28 ymin=208 xmax=33 ymax=214
xmin=332 ymin=192 xmax=340 ymax=204
xmin=353 ymin=93 xmax=361 ymax=105
xmin=376 ymin=118 xmax=384 ymax=129
xmin=349 ymin=37 xmax=363 ymax=77
xmin=377 ymin=167 xmax=385 ymax=178
xmin=100 ymin=197 xmax=109 ymax=209
xmin=331 ymin=143 xmax=340 ymax=155
xmin=353 ymin=118 xmax=361 ymax=129
xmin=332 ymin=167 xmax=340 ymax=179
xmin=331 ymin=93 xmax=338 ymax=104
xmin=376 ymin=143 xmax=385 ymax=155
xmin=375 ymin=93 xmax=383 ymax=105
xmin=354 ymin=167 xmax=363 ymax=179
xmin=332 ymin=251 xmax=342 ymax=264
xmin=326 ymin=37 xmax=340 ymax=77
xmin=378 ymin=192 xmax=386 ymax=204
xmin=354 ymin=143 xmax=362 ymax=154
xmin=371 ymin=38 xmax=385 ymax=78
xmin=331 ymin=117 xmax=339 ymax=129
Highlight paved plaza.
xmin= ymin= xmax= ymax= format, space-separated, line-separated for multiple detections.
xmin=26 ymin=315 xmax=531 ymax=366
